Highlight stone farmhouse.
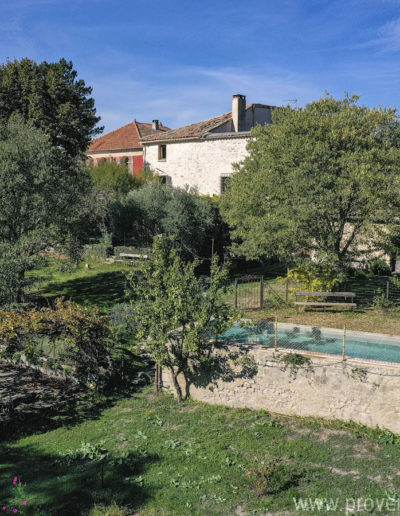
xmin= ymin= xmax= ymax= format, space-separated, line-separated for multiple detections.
xmin=140 ymin=94 xmax=274 ymax=195
xmin=87 ymin=119 xmax=169 ymax=176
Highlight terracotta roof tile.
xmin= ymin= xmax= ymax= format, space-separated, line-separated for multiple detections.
xmin=141 ymin=112 xmax=233 ymax=142
xmin=88 ymin=120 xmax=169 ymax=152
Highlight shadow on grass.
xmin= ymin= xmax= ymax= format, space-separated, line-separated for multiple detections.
xmin=0 ymin=363 xmax=144 ymax=445
xmin=35 ymin=271 xmax=129 ymax=309
xmin=0 ymin=443 xmax=156 ymax=515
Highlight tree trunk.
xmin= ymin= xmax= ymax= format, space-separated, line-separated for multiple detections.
xmin=170 ymin=367 xmax=183 ymax=402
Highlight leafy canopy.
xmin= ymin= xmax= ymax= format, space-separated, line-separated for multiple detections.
xmin=110 ymin=182 xmax=216 ymax=258
xmin=0 ymin=117 xmax=92 ymax=304
xmin=89 ymin=160 xmax=144 ymax=198
xmin=220 ymin=94 xmax=400 ymax=268
xmin=0 ymin=58 xmax=102 ymax=158
xmin=127 ymin=237 xmax=238 ymax=401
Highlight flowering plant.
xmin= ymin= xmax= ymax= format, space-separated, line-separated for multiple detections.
xmin=1 ymin=477 xmax=28 ymax=514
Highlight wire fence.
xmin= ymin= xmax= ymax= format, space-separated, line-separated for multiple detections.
xmin=223 ymin=319 xmax=400 ymax=365
xmin=231 ymin=273 xmax=400 ymax=310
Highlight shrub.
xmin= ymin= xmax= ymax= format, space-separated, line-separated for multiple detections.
xmin=83 ymin=243 xmax=113 ymax=260
xmin=247 ymin=457 xmax=302 ymax=495
xmin=288 ymin=262 xmax=341 ymax=293
xmin=369 ymin=258 xmax=391 ymax=276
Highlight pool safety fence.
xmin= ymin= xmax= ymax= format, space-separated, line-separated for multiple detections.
xmin=232 ymin=273 xmax=400 ymax=310
xmin=223 ymin=319 xmax=400 ymax=365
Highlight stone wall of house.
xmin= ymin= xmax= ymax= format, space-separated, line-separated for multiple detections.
xmin=143 ymin=136 xmax=249 ymax=195
xmin=162 ymin=346 xmax=400 ymax=433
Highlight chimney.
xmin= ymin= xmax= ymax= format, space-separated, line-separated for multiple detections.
xmin=232 ymin=94 xmax=246 ymax=132
xmin=152 ymin=119 xmax=160 ymax=130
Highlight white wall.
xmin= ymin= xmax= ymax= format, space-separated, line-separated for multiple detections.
xmin=143 ymin=136 xmax=249 ymax=195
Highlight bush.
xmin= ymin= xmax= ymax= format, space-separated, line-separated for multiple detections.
xmin=0 ymin=300 xmax=113 ymax=385
xmin=369 ymin=258 xmax=392 ymax=276
xmin=247 ymin=457 xmax=302 ymax=495
xmin=113 ymin=246 xmax=151 ymax=257
xmin=83 ymin=243 xmax=113 ymax=260
xmin=288 ymin=261 xmax=342 ymax=292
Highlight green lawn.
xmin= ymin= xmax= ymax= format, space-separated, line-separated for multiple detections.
xmin=29 ymin=258 xmax=132 ymax=309
xmin=1 ymin=387 xmax=400 ymax=515
xmin=29 ymin=258 xmax=400 ymax=334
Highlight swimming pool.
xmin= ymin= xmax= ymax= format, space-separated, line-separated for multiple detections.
xmin=222 ymin=321 xmax=400 ymax=364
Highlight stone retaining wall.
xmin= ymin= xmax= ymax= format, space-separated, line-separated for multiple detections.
xmin=162 ymin=346 xmax=400 ymax=433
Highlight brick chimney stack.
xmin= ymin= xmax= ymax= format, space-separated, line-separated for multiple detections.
xmin=232 ymin=94 xmax=246 ymax=132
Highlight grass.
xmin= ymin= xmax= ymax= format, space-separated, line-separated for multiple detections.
xmin=29 ymin=258 xmax=132 ymax=310
xmin=1 ymin=387 xmax=400 ymax=515
xmin=29 ymin=258 xmax=400 ymax=334
xmin=246 ymin=305 xmax=400 ymax=336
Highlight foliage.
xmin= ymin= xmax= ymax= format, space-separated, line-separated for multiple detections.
xmin=84 ymin=243 xmax=114 ymax=260
xmin=1 ymin=476 xmax=29 ymax=515
xmin=0 ymin=57 xmax=102 ymax=158
xmin=288 ymin=261 xmax=342 ymax=292
xmin=220 ymin=94 xmax=400 ymax=269
xmin=279 ymin=353 xmax=312 ymax=379
xmin=89 ymin=161 xmax=143 ymax=198
xmin=369 ymin=258 xmax=392 ymax=277
xmin=247 ymin=457 xmax=302 ymax=496
xmin=0 ymin=118 xmax=92 ymax=304
xmin=0 ymin=300 xmax=113 ymax=384
xmin=127 ymin=236 xmax=238 ymax=401
xmin=110 ymin=182 xmax=217 ymax=259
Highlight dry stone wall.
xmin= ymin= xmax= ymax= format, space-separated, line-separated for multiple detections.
xmin=162 ymin=346 xmax=400 ymax=433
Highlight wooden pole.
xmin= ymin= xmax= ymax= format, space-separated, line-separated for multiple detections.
xmin=274 ymin=316 xmax=278 ymax=351
xmin=342 ymin=325 xmax=346 ymax=361
xmin=260 ymin=277 xmax=264 ymax=309
xmin=285 ymin=278 xmax=289 ymax=304
xmin=155 ymin=364 xmax=159 ymax=392
xmin=234 ymin=278 xmax=238 ymax=309
xmin=386 ymin=281 xmax=390 ymax=301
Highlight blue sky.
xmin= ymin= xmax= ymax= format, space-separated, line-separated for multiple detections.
xmin=1 ymin=0 xmax=400 ymax=134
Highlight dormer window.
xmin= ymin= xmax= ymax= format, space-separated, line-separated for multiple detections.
xmin=158 ymin=144 xmax=167 ymax=161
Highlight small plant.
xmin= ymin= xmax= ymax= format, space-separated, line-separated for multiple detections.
xmin=247 ymin=457 xmax=302 ymax=496
xmin=1 ymin=476 xmax=29 ymax=514
xmin=279 ymin=353 xmax=312 ymax=379
xmin=372 ymin=290 xmax=391 ymax=310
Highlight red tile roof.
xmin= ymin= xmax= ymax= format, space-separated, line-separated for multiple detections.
xmin=141 ymin=112 xmax=232 ymax=143
xmin=88 ymin=120 xmax=169 ymax=152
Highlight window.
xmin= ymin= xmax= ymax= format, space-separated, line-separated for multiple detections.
xmin=158 ymin=144 xmax=167 ymax=161
xmin=159 ymin=175 xmax=170 ymax=185
xmin=220 ymin=175 xmax=231 ymax=194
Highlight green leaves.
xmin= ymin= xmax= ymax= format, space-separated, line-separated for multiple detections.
xmin=220 ymin=94 xmax=400 ymax=268
xmin=0 ymin=58 xmax=102 ymax=158
xmin=127 ymin=236 xmax=239 ymax=401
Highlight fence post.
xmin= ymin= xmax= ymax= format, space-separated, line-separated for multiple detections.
xmin=274 ymin=316 xmax=278 ymax=351
xmin=234 ymin=279 xmax=238 ymax=309
xmin=285 ymin=278 xmax=289 ymax=304
xmin=155 ymin=364 xmax=159 ymax=392
xmin=386 ymin=281 xmax=390 ymax=301
xmin=342 ymin=325 xmax=346 ymax=361
xmin=260 ymin=277 xmax=264 ymax=309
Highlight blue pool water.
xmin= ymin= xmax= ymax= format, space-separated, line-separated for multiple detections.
xmin=222 ymin=322 xmax=400 ymax=364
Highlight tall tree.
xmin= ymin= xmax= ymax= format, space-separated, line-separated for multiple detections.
xmin=0 ymin=117 xmax=92 ymax=304
xmin=220 ymin=94 xmax=400 ymax=268
xmin=0 ymin=58 xmax=102 ymax=158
